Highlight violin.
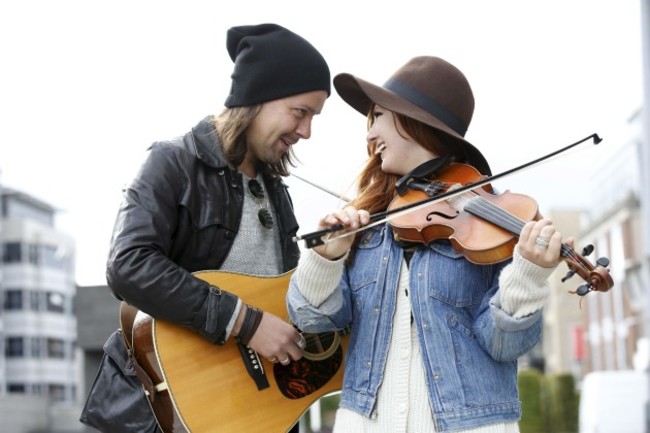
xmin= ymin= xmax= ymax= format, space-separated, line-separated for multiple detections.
xmin=389 ymin=162 xmax=536 ymax=263
xmin=293 ymin=133 xmax=614 ymax=296
xmin=390 ymin=162 xmax=613 ymax=295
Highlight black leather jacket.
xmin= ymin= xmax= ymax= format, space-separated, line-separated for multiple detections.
xmin=106 ymin=116 xmax=300 ymax=344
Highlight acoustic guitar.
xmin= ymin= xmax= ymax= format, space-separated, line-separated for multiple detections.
xmin=121 ymin=269 xmax=348 ymax=433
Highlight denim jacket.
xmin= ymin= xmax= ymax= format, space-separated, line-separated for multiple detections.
xmin=287 ymin=224 xmax=543 ymax=432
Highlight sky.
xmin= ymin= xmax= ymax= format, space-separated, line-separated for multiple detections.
xmin=0 ymin=1 xmax=644 ymax=286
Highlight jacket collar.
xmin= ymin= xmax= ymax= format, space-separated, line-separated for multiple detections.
xmin=189 ymin=115 xmax=287 ymax=190
xmin=190 ymin=116 xmax=229 ymax=168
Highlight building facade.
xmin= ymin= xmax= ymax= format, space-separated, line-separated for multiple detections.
xmin=0 ymin=188 xmax=80 ymax=432
xmin=542 ymin=110 xmax=647 ymax=378
xmin=577 ymin=111 xmax=646 ymax=374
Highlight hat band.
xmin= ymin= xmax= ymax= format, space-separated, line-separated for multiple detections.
xmin=384 ymin=79 xmax=467 ymax=136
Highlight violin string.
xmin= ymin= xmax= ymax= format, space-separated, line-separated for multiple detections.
xmin=446 ymin=193 xmax=606 ymax=293
xmin=461 ymin=195 xmax=526 ymax=234
xmin=462 ymin=196 xmax=593 ymax=275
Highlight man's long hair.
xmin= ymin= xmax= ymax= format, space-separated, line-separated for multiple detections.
xmin=213 ymin=106 xmax=297 ymax=176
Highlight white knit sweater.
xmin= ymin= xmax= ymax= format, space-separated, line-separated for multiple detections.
xmin=296 ymin=248 xmax=553 ymax=433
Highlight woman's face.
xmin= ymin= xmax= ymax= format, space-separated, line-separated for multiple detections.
xmin=367 ymin=105 xmax=439 ymax=176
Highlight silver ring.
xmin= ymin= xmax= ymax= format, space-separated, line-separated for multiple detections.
xmin=296 ymin=334 xmax=307 ymax=350
xmin=535 ymin=236 xmax=550 ymax=249
xmin=280 ymin=357 xmax=290 ymax=365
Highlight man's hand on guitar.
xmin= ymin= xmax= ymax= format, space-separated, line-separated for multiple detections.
xmin=234 ymin=304 xmax=305 ymax=365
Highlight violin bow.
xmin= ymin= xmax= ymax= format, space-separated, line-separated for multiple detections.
xmin=290 ymin=172 xmax=354 ymax=203
xmin=293 ymin=133 xmax=603 ymax=248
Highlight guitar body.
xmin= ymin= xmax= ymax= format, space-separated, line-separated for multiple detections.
xmin=128 ymin=270 xmax=347 ymax=433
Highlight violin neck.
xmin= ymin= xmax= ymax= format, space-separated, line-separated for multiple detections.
xmin=463 ymin=196 xmax=525 ymax=236
xmin=464 ymin=195 xmax=577 ymax=258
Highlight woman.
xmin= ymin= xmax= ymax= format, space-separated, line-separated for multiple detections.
xmin=286 ymin=57 xmax=567 ymax=432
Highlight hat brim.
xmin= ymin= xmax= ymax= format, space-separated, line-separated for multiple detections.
xmin=334 ymin=73 xmax=491 ymax=176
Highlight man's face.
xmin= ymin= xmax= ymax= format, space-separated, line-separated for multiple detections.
xmin=245 ymin=90 xmax=328 ymax=165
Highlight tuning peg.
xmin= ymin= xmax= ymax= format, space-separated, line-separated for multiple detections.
xmin=575 ymin=284 xmax=591 ymax=296
xmin=562 ymin=269 xmax=577 ymax=282
xmin=581 ymin=244 xmax=594 ymax=256
xmin=596 ymin=257 xmax=610 ymax=268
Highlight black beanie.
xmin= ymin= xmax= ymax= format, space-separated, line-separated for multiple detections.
xmin=224 ymin=23 xmax=331 ymax=107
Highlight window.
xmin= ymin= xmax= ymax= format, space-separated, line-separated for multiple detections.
xmin=4 ymin=290 xmax=23 ymax=310
xmin=28 ymin=243 xmax=39 ymax=264
xmin=42 ymin=244 xmax=71 ymax=270
xmin=47 ymin=338 xmax=65 ymax=359
xmin=48 ymin=384 xmax=65 ymax=401
xmin=31 ymin=383 xmax=45 ymax=396
xmin=46 ymin=292 xmax=65 ymax=313
xmin=1 ymin=242 xmax=73 ymax=270
xmin=4 ymin=198 xmax=53 ymax=225
xmin=5 ymin=337 xmax=24 ymax=357
xmin=2 ymin=242 xmax=22 ymax=263
xmin=30 ymin=337 xmax=43 ymax=358
xmin=8 ymin=383 xmax=26 ymax=394
xmin=29 ymin=291 xmax=40 ymax=311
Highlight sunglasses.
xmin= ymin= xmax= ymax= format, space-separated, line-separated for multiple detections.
xmin=248 ymin=179 xmax=273 ymax=229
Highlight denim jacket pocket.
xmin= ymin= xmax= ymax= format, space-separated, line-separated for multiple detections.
xmin=348 ymin=229 xmax=384 ymax=293
xmin=426 ymin=241 xmax=489 ymax=307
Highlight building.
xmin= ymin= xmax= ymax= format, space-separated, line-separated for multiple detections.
xmin=541 ymin=110 xmax=647 ymax=378
xmin=577 ymin=110 xmax=646 ymax=374
xmin=0 ymin=187 xmax=81 ymax=432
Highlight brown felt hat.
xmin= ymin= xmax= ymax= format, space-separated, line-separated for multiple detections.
xmin=333 ymin=56 xmax=491 ymax=175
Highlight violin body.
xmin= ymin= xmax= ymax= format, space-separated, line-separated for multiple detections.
xmin=388 ymin=163 xmax=541 ymax=265
xmin=386 ymin=162 xmax=613 ymax=294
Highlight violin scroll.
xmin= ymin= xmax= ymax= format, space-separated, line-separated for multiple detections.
xmin=560 ymin=243 xmax=614 ymax=296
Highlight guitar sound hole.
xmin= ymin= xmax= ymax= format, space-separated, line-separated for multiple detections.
xmin=274 ymin=342 xmax=343 ymax=399
xmin=301 ymin=331 xmax=340 ymax=361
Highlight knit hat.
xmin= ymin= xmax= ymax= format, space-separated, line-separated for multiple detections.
xmin=224 ymin=23 xmax=331 ymax=107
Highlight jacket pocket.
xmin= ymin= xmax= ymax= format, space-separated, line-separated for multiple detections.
xmin=448 ymin=313 xmax=519 ymax=406
xmin=426 ymin=241 xmax=489 ymax=307
xmin=348 ymin=229 xmax=384 ymax=292
xmin=181 ymin=198 xmax=228 ymax=261
xmin=79 ymin=330 xmax=160 ymax=432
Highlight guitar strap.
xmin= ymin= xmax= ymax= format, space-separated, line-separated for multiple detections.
xmin=119 ymin=302 xmax=157 ymax=401
xmin=236 ymin=341 xmax=270 ymax=390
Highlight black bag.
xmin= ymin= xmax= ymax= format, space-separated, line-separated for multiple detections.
xmin=80 ymin=330 xmax=161 ymax=432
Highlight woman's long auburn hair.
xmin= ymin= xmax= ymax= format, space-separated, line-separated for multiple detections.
xmin=349 ymin=103 xmax=449 ymax=216
xmin=343 ymin=104 xmax=451 ymax=258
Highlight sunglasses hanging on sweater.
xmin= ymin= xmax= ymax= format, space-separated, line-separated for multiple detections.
xmin=248 ymin=179 xmax=274 ymax=229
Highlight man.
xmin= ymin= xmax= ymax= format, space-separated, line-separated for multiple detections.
xmin=80 ymin=23 xmax=330 ymax=432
